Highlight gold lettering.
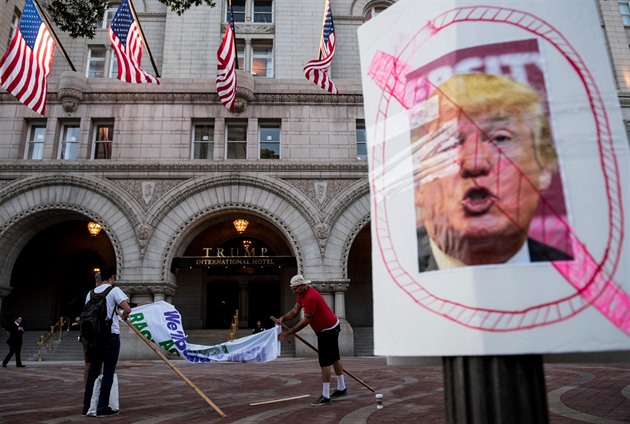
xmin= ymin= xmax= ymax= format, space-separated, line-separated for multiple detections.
xmin=217 ymin=248 xmax=225 ymax=257
xmin=202 ymin=248 xmax=212 ymax=257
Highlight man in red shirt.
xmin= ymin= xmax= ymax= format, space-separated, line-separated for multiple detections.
xmin=278 ymin=274 xmax=347 ymax=406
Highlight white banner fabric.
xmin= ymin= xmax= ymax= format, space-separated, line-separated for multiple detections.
xmin=129 ymin=301 xmax=281 ymax=363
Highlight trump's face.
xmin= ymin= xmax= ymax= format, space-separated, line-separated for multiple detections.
xmin=414 ymin=107 xmax=552 ymax=265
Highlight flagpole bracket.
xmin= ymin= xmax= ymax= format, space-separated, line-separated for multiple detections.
xmin=57 ymin=71 xmax=87 ymax=113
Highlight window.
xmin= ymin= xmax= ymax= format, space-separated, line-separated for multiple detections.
xmin=25 ymin=124 xmax=46 ymax=160
xmin=101 ymin=3 xmax=120 ymax=29
xmin=236 ymin=42 xmax=245 ymax=70
xmin=259 ymin=123 xmax=280 ymax=159
xmin=620 ymin=3 xmax=630 ymax=26
xmin=59 ymin=124 xmax=80 ymax=160
xmin=230 ymin=0 xmax=246 ymax=22
xmin=356 ymin=120 xmax=367 ymax=160
xmin=226 ymin=122 xmax=247 ymax=159
xmin=251 ymin=42 xmax=273 ymax=77
xmin=192 ymin=124 xmax=214 ymax=159
xmin=87 ymin=47 xmax=106 ymax=78
xmin=93 ymin=123 xmax=114 ymax=159
xmin=8 ymin=9 xmax=20 ymax=47
xmin=363 ymin=1 xmax=392 ymax=22
xmin=87 ymin=47 xmax=117 ymax=78
xmin=253 ymin=0 xmax=273 ymax=23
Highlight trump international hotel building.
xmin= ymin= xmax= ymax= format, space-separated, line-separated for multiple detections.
xmin=0 ymin=0 xmax=628 ymax=358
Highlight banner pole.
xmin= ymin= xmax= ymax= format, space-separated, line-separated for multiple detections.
xmin=119 ymin=310 xmax=227 ymax=418
xmin=270 ymin=316 xmax=376 ymax=393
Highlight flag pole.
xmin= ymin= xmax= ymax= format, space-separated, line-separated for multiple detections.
xmin=33 ymin=0 xmax=76 ymax=71
xmin=270 ymin=316 xmax=376 ymax=393
xmin=127 ymin=0 xmax=160 ymax=77
xmin=317 ymin=0 xmax=328 ymax=61
xmin=228 ymin=0 xmax=239 ymax=70
xmin=119 ymin=310 xmax=227 ymax=418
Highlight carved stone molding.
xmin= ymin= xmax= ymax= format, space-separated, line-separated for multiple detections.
xmin=111 ymin=179 xmax=186 ymax=210
xmin=0 ymin=286 xmax=13 ymax=298
xmin=310 ymin=281 xmax=350 ymax=293
xmin=116 ymin=281 xmax=177 ymax=297
xmin=135 ymin=223 xmax=154 ymax=258
xmin=57 ymin=71 xmax=87 ymax=113
xmin=231 ymin=70 xmax=256 ymax=113
xmin=283 ymin=178 xmax=356 ymax=210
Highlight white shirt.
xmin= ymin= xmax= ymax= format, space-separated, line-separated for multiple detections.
xmin=85 ymin=283 xmax=129 ymax=334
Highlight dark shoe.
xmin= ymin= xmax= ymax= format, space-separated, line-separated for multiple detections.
xmin=311 ymin=395 xmax=331 ymax=406
xmin=2 ymin=364 xmax=5 ymax=368
xmin=331 ymin=388 xmax=348 ymax=398
xmin=81 ymin=408 xmax=89 ymax=416
xmin=16 ymin=365 xmax=25 ymax=368
xmin=96 ymin=407 xmax=119 ymax=417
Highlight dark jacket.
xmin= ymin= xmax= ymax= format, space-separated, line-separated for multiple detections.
xmin=417 ymin=227 xmax=573 ymax=272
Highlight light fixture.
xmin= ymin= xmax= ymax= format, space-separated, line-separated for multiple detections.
xmin=87 ymin=222 xmax=102 ymax=236
xmin=233 ymin=219 xmax=249 ymax=234
xmin=243 ymin=240 xmax=252 ymax=249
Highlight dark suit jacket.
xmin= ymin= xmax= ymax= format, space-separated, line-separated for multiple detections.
xmin=417 ymin=227 xmax=573 ymax=272
xmin=5 ymin=322 xmax=23 ymax=347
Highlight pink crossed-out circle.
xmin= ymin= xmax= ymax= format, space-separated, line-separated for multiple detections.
xmin=371 ymin=6 xmax=629 ymax=333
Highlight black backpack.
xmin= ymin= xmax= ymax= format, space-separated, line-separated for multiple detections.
xmin=80 ymin=285 xmax=115 ymax=342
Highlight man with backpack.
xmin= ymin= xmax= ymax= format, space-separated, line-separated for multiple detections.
xmin=81 ymin=267 xmax=132 ymax=417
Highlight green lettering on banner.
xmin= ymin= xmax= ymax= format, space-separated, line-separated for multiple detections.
xmin=159 ymin=339 xmax=181 ymax=357
xmin=129 ymin=312 xmax=145 ymax=323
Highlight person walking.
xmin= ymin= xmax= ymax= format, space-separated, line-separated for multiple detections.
xmin=278 ymin=275 xmax=347 ymax=406
xmin=2 ymin=316 xmax=25 ymax=368
xmin=82 ymin=267 xmax=132 ymax=417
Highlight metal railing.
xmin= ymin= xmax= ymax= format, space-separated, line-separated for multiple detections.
xmin=37 ymin=316 xmax=71 ymax=361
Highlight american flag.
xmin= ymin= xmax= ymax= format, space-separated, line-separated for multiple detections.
xmin=303 ymin=0 xmax=338 ymax=94
xmin=217 ymin=2 xmax=238 ymax=110
xmin=0 ymin=0 xmax=55 ymax=115
xmin=109 ymin=0 xmax=159 ymax=84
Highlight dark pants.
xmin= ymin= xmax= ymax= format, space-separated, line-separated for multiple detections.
xmin=83 ymin=334 xmax=120 ymax=413
xmin=3 ymin=342 xmax=23 ymax=366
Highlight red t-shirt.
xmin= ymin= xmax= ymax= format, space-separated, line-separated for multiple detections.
xmin=297 ymin=286 xmax=338 ymax=335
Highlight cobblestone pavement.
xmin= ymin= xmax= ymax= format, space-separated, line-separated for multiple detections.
xmin=0 ymin=358 xmax=628 ymax=423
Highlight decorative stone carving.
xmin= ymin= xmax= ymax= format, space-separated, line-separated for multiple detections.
xmin=57 ymin=71 xmax=87 ymax=113
xmin=314 ymin=222 xmax=328 ymax=253
xmin=136 ymin=223 xmax=153 ymax=257
xmin=111 ymin=179 xmax=184 ymax=210
xmin=116 ymin=281 xmax=177 ymax=297
xmin=231 ymin=70 xmax=255 ymax=113
xmin=310 ymin=281 xmax=350 ymax=293
xmin=283 ymin=179 xmax=355 ymax=209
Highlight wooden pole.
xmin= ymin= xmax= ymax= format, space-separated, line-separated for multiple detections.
xmin=128 ymin=0 xmax=160 ymax=77
xmin=119 ymin=311 xmax=227 ymax=418
xmin=33 ymin=0 xmax=77 ymax=71
xmin=270 ymin=316 xmax=376 ymax=393
xmin=249 ymin=394 xmax=310 ymax=406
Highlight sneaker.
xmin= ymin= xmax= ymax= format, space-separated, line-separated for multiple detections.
xmin=96 ymin=407 xmax=119 ymax=417
xmin=311 ymin=395 xmax=331 ymax=406
xmin=331 ymin=388 xmax=348 ymax=398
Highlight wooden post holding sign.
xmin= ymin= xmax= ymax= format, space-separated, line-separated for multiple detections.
xmin=270 ymin=316 xmax=377 ymax=393
xmin=118 ymin=310 xmax=227 ymax=418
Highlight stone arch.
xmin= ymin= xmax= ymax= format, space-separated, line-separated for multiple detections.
xmin=0 ymin=176 xmax=143 ymax=288
xmin=141 ymin=176 xmax=323 ymax=283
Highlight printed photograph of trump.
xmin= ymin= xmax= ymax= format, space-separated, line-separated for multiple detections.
xmin=410 ymin=41 xmax=573 ymax=272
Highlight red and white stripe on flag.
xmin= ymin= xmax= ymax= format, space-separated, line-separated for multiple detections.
xmin=303 ymin=0 xmax=338 ymax=95
xmin=216 ymin=23 xmax=237 ymax=110
xmin=108 ymin=0 xmax=159 ymax=85
xmin=0 ymin=0 xmax=55 ymax=116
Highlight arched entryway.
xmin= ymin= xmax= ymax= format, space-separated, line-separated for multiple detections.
xmin=3 ymin=216 xmax=116 ymax=330
xmin=171 ymin=211 xmax=297 ymax=330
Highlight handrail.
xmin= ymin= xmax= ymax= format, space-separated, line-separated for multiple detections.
xmin=37 ymin=316 xmax=69 ymax=361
